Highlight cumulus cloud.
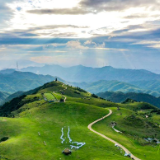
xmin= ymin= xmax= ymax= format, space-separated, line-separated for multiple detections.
xmin=66 ymin=40 xmax=107 ymax=50
xmin=84 ymin=40 xmax=97 ymax=46
xmin=84 ymin=40 xmax=105 ymax=48
xmin=67 ymin=41 xmax=88 ymax=49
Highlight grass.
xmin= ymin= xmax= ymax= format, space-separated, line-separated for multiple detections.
xmin=0 ymin=81 xmax=160 ymax=160
xmin=44 ymin=93 xmax=56 ymax=101
xmin=52 ymin=92 xmax=62 ymax=100
xmin=93 ymin=107 xmax=160 ymax=160
xmin=0 ymin=102 xmax=128 ymax=160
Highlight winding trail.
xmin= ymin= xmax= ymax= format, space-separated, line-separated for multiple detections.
xmin=63 ymin=96 xmax=67 ymax=102
xmin=88 ymin=109 xmax=141 ymax=160
xmin=62 ymin=84 xmax=67 ymax=102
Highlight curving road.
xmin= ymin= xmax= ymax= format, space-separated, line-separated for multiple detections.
xmin=88 ymin=109 xmax=141 ymax=160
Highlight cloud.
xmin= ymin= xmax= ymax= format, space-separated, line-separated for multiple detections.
xmin=84 ymin=40 xmax=105 ymax=48
xmin=132 ymin=40 xmax=159 ymax=45
xmin=66 ymin=40 xmax=107 ymax=50
xmin=80 ymin=0 xmax=159 ymax=11
xmin=66 ymin=40 xmax=127 ymax=51
xmin=27 ymin=0 xmax=159 ymax=15
xmin=25 ymin=0 xmax=160 ymax=17
xmin=67 ymin=41 xmax=88 ymax=49
xmin=0 ymin=24 xmax=88 ymax=38
xmin=110 ymin=25 xmax=145 ymax=36
xmin=0 ymin=1 xmax=14 ymax=27
xmin=28 ymin=50 xmax=67 ymax=53
xmin=29 ymin=25 xmax=89 ymax=30
xmin=124 ymin=14 xmax=149 ymax=19
xmin=132 ymin=40 xmax=160 ymax=49
xmin=27 ymin=7 xmax=95 ymax=15
xmin=27 ymin=0 xmax=158 ymax=15
xmin=149 ymin=44 xmax=160 ymax=48
xmin=84 ymin=40 xmax=97 ymax=46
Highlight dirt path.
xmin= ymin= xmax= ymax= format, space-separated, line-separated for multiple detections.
xmin=62 ymin=84 xmax=67 ymax=102
xmin=64 ymin=96 xmax=67 ymax=102
xmin=88 ymin=109 xmax=141 ymax=160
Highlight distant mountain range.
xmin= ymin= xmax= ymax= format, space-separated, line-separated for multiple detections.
xmin=129 ymin=80 xmax=160 ymax=93
xmin=21 ymin=65 xmax=160 ymax=82
xmin=0 ymin=69 xmax=63 ymax=94
xmin=1 ymin=66 xmax=160 ymax=108
xmin=97 ymin=91 xmax=160 ymax=108
xmin=71 ymin=80 xmax=160 ymax=97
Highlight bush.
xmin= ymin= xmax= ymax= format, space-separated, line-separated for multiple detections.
xmin=157 ymin=110 xmax=160 ymax=114
xmin=76 ymin=87 xmax=87 ymax=93
xmin=91 ymin=94 xmax=98 ymax=98
xmin=0 ymin=137 xmax=9 ymax=142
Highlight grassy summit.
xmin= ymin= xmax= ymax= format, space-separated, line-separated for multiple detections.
xmin=0 ymin=81 xmax=159 ymax=160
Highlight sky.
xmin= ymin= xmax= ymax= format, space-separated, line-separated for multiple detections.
xmin=0 ymin=0 xmax=160 ymax=73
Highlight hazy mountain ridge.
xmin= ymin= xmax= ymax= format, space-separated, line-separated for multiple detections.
xmin=71 ymin=80 xmax=160 ymax=97
xmin=0 ymin=70 xmax=63 ymax=94
xmin=0 ymin=91 xmax=10 ymax=105
xmin=1 ymin=67 xmax=160 ymax=106
xmin=97 ymin=91 xmax=160 ymax=108
xmin=130 ymin=80 xmax=160 ymax=93
xmin=21 ymin=65 xmax=160 ymax=82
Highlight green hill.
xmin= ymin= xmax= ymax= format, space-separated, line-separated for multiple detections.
xmin=0 ymin=81 xmax=160 ymax=160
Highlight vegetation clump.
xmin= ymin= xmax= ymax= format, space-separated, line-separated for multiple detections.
xmin=122 ymin=98 xmax=137 ymax=104
xmin=91 ymin=94 xmax=98 ymax=98
xmin=76 ymin=87 xmax=87 ymax=93
xmin=0 ymin=137 xmax=9 ymax=143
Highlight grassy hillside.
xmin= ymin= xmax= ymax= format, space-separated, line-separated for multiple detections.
xmin=0 ymin=81 xmax=159 ymax=160
xmin=93 ymin=107 xmax=160 ymax=160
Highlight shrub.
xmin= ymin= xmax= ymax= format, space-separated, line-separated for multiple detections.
xmin=91 ymin=94 xmax=98 ymax=98
xmin=0 ymin=137 xmax=9 ymax=142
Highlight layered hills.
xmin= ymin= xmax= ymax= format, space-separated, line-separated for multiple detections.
xmin=97 ymin=91 xmax=160 ymax=108
xmin=0 ymin=91 xmax=10 ymax=105
xmin=71 ymin=80 xmax=160 ymax=97
xmin=0 ymin=69 xmax=63 ymax=94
